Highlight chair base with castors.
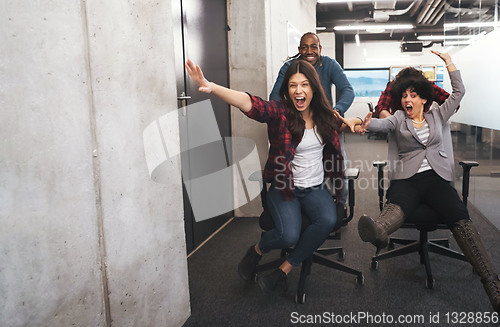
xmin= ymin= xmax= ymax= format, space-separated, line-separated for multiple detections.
xmin=370 ymin=161 xmax=478 ymax=289
xmin=249 ymin=168 xmax=364 ymax=303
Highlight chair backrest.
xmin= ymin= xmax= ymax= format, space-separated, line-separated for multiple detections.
xmin=367 ymin=102 xmax=374 ymax=113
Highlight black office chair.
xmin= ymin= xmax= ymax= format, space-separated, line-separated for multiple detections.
xmin=248 ymin=168 xmax=364 ymax=303
xmin=370 ymin=160 xmax=479 ymax=289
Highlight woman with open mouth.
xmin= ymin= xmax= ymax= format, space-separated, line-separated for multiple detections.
xmin=357 ymin=50 xmax=500 ymax=313
xmin=185 ymin=58 xmax=364 ymax=295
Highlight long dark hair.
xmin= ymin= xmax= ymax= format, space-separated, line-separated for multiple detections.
xmin=391 ymin=67 xmax=434 ymax=112
xmin=278 ymin=60 xmax=340 ymax=143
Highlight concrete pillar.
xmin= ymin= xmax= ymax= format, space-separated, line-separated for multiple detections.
xmin=0 ymin=1 xmax=190 ymax=326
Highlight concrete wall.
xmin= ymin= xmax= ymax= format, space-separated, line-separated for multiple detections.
xmin=0 ymin=1 xmax=189 ymax=326
xmin=229 ymin=0 xmax=316 ymax=217
xmin=267 ymin=0 xmax=317 ymax=90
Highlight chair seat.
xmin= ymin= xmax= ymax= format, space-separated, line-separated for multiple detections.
xmin=259 ymin=202 xmax=347 ymax=233
xmin=403 ymin=204 xmax=449 ymax=232
xmin=371 ymin=158 xmax=478 ymax=289
xmin=251 ymin=168 xmax=363 ymax=303
xmin=258 ymin=210 xmax=314 ymax=232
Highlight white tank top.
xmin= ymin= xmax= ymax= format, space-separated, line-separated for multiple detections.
xmin=292 ymin=127 xmax=325 ymax=188
xmin=416 ymin=122 xmax=432 ymax=173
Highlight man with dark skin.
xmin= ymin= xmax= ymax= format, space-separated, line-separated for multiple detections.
xmin=270 ymin=33 xmax=355 ymax=209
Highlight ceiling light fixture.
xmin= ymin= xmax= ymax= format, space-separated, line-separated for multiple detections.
xmin=317 ymin=0 xmax=371 ymax=3
xmin=334 ymin=24 xmax=414 ymax=31
xmin=444 ymin=21 xmax=500 ymax=29
xmin=439 ymin=31 xmax=488 ymax=46
xmin=417 ymin=35 xmax=476 ymax=41
xmin=316 ymin=27 xmax=327 ymax=31
xmin=418 ymin=31 xmax=487 ymax=41
xmin=442 ymin=40 xmax=473 ymax=46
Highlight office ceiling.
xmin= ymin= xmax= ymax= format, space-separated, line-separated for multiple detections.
xmin=317 ymin=0 xmax=499 ymax=43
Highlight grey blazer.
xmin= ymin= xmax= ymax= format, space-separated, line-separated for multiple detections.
xmin=368 ymin=70 xmax=465 ymax=182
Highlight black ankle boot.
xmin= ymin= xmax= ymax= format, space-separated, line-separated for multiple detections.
xmin=258 ymin=269 xmax=287 ymax=294
xmin=238 ymin=245 xmax=262 ymax=281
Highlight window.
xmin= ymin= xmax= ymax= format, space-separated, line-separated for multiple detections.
xmin=344 ymin=68 xmax=390 ymax=98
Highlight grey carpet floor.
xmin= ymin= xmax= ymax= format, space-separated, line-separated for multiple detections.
xmin=183 ymin=134 xmax=500 ymax=327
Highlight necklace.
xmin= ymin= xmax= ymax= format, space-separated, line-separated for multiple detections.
xmin=411 ymin=118 xmax=426 ymax=124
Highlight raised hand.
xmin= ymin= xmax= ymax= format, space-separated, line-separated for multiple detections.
xmin=185 ymin=59 xmax=213 ymax=93
xmin=184 ymin=59 xmax=253 ymax=112
xmin=431 ymin=50 xmax=452 ymax=66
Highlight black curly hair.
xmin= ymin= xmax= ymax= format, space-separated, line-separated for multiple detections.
xmin=391 ymin=67 xmax=434 ymax=112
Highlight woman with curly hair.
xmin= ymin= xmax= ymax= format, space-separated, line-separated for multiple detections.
xmin=357 ymin=50 xmax=499 ymax=312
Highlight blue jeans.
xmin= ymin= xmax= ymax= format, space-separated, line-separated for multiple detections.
xmin=258 ymin=182 xmax=337 ymax=267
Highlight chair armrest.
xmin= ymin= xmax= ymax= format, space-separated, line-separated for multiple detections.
xmin=367 ymin=102 xmax=374 ymax=113
xmin=459 ymin=161 xmax=479 ymax=206
xmin=373 ymin=161 xmax=387 ymax=211
xmin=345 ymin=168 xmax=360 ymax=179
xmin=342 ymin=168 xmax=360 ymax=224
xmin=459 ymin=161 xmax=479 ymax=169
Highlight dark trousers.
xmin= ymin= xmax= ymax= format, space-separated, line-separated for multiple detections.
xmin=386 ymin=169 xmax=469 ymax=228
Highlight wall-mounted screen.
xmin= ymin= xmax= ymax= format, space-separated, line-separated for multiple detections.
xmin=344 ymin=68 xmax=390 ymax=98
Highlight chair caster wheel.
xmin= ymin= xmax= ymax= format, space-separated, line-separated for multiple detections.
xmin=295 ymin=292 xmax=306 ymax=304
xmin=426 ymin=278 xmax=435 ymax=289
xmin=337 ymin=251 xmax=345 ymax=262
xmin=356 ymin=274 xmax=365 ymax=285
xmin=388 ymin=242 xmax=395 ymax=250
xmin=371 ymin=260 xmax=379 ymax=270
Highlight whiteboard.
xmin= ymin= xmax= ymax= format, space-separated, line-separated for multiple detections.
xmin=448 ymin=29 xmax=500 ymax=130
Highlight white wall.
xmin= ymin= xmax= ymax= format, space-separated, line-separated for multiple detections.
xmin=229 ymin=0 xmax=317 ymax=217
xmin=267 ymin=0 xmax=317 ymax=95
xmin=344 ymin=40 xmax=450 ymax=69
xmin=447 ymin=29 xmax=500 ymax=130
xmin=0 ymin=1 xmax=190 ymax=326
